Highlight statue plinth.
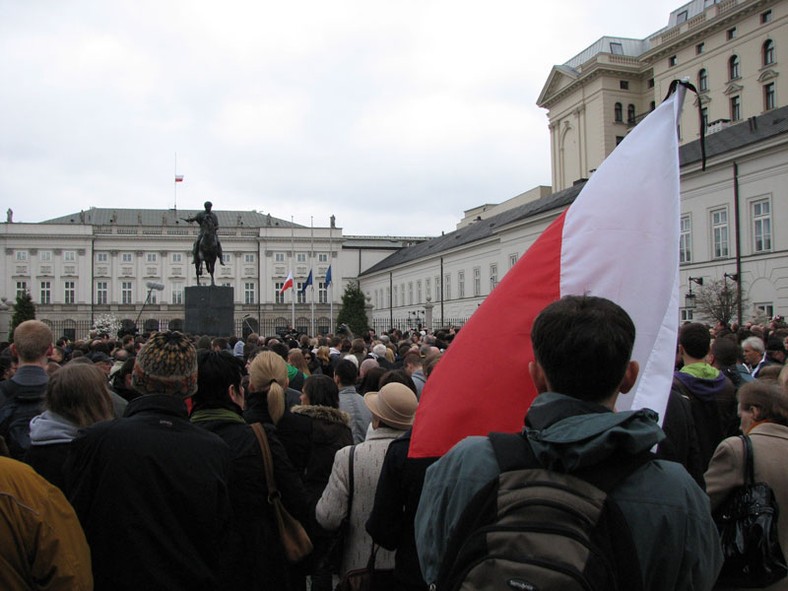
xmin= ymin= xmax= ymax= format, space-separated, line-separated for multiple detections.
xmin=185 ymin=286 xmax=234 ymax=336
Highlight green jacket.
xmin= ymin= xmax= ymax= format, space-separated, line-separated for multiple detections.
xmin=415 ymin=392 xmax=723 ymax=590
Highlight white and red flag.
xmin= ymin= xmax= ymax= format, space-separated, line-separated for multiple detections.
xmin=175 ymin=175 xmax=184 ymax=183
xmin=409 ymin=85 xmax=687 ymax=459
xmin=280 ymin=272 xmax=294 ymax=294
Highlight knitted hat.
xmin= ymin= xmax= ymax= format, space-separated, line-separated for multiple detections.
xmin=132 ymin=331 xmax=198 ymax=397
xmin=364 ymin=382 xmax=418 ymax=430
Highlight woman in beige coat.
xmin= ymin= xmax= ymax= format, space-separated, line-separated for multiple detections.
xmin=315 ymin=382 xmax=418 ymax=578
xmin=705 ymin=380 xmax=788 ymax=590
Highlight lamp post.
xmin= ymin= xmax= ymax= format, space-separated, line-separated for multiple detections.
xmin=723 ymin=273 xmax=740 ymax=326
xmin=685 ymin=276 xmax=704 ymax=309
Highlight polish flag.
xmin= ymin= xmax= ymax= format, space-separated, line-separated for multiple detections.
xmin=280 ymin=272 xmax=294 ymax=294
xmin=175 ymin=175 xmax=184 ymax=183
xmin=409 ymin=85 xmax=686 ymax=459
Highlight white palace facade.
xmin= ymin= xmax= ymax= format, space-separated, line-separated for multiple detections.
xmin=360 ymin=0 xmax=788 ymax=329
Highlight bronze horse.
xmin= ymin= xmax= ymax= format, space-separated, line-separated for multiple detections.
xmin=195 ymin=217 xmax=218 ymax=286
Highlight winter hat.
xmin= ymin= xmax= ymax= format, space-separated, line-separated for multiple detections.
xmin=364 ymin=382 xmax=418 ymax=430
xmin=132 ymin=331 xmax=198 ymax=397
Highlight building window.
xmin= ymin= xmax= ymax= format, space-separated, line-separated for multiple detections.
xmin=97 ymin=253 xmax=108 ymax=263
xmin=171 ymin=253 xmax=181 ymax=263
xmin=698 ymin=69 xmax=708 ymax=92
xmin=318 ymin=282 xmax=328 ymax=304
xmin=727 ymin=27 xmax=737 ymax=40
xmin=762 ymin=10 xmax=772 ymax=24
xmin=16 ymin=281 xmax=27 ymax=297
xmin=668 ymin=55 xmax=677 ymax=67
xmin=171 ymin=283 xmax=183 ymax=304
xmin=244 ymin=253 xmax=255 ymax=263
xmin=755 ymin=303 xmax=775 ymax=319
xmin=39 ymin=251 xmax=51 ymax=262
xmin=64 ymin=281 xmax=75 ymax=304
xmin=696 ymin=42 xmax=705 ymax=55
xmin=753 ymin=199 xmax=772 ymax=252
xmin=648 ymin=78 xmax=655 ymax=88
xmin=39 ymin=281 xmax=51 ymax=304
xmin=121 ymin=281 xmax=133 ymax=304
xmin=407 ymin=282 xmax=413 ymax=305
xmin=509 ymin=254 xmax=518 ymax=269
xmin=444 ymin=274 xmax=451 ymax=300
xmin=676 ymin=10 xmax=688 ymax=23
xmin=763 ymin=40 xmax=775 ymax=66
xmin=296 ymin=253 xmax=307 ymax=263
xmin=490 ymin=264 xmax=498 ymax=290
xmin=435 ymin=276 xmax=440 ymax=302
xmin=244 ymin=282 xmax=256 ymax=304
xmin=680 ymin=309 xmax=694 ymax=322
xmin=473 ymin=267 xmax=481 ymax=296
xmin=275 ymin=252 xmax=285 ymax=263
xmin=416 ymin=280 xmax=422 ymax=303
xmin=96 ymin=282 xmax=108 ymax=304
xmin=122 ymin=253 xmax=132 ymax=263
xmin=275 ymin=282 xmax=285 ymax=304
xmin=15 ymin=250 xmax=28 ymax=262
xmin=610 ymin=42 xmax=623 ymax=55
xmin=701 ymin=107 xmax=709 ymax=129
xmin=425 ymin=278 xmax=431 ymax=302
xmin=614 ymin=102 xmax=623 ymax=123
xmin=619 ymin=80 xmax=629 ymax=90
xmin=765 ymin=83 xmax=776 ymax=111
xmin=64 ymin=251 xmax=76 ymax=262
xmin=711 ymin=208 xmax=729 ymax=258
xmin=627 ymin=104 xmax=636 ymax=124
xmin=458 ymin=271 xmax=465 ymax=299
xmin=729 ymin=55 xmax=740 ymax=80
xmin=318 ymin=253 xmax=328 ymax=263
xmin=295 ymin=282 xmax=307 ymax=304
xmin=680 ymin=215 xmax=692 ymax=264
xmin=148 ymin=289 xmax=158 ymax=305
xmin=221 ymin=254 xmax=231 ymax=265
xmin=730 ymin=95 xmax=741 ymax=121
xmin=146 ymin=253 xmax=157 ymax=263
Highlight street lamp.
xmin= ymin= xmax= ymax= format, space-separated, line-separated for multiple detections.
xmin=685 ymin=276 xmax=704 ymax=309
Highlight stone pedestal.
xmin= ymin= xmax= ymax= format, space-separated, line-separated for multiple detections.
xmin=185 ymin=286 xmax=234 ymax=336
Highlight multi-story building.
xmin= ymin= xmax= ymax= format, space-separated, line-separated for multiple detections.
xmin=360 ymin=0 xmax=788 ymax=329
xmin=0 ymin=207 xmax=423 ymax=339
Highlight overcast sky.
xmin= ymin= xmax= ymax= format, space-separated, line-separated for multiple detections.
xmin=1 ymin=0 xmax=681 ymax=236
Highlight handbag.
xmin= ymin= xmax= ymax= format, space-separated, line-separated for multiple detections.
xmin=251 ymin=422 xmax=314 ymax=564
xmin=715 ymin=434 xmax=788 ymax=588
xmin=336 ymin=544 xmax=396 ymax=591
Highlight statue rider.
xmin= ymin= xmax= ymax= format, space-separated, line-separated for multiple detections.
xmin=185 ymin=201 xmax=225 ymax=265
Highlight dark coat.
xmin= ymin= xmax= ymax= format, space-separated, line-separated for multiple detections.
xmin=193 ymin=413 xmax=310 ymax=590
xmin=657 ymin=389 xmax=705 ymax=488
xmin=366 ymin=430 xmax=436 ymax=590
xmin=64 ymin=394 xmax=233 ymax=591
xmin=24 ymin=441 xmax=70 ymax=492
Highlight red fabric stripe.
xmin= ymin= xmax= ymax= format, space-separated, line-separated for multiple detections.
xmin=409 ymin=212 xmax=566 ymax=458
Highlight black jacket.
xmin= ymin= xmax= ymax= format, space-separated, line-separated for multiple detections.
xmin=192 ymin=412 xmax=310 ymax=590
xmin=65 ymin=395 xmax=233 ymax=591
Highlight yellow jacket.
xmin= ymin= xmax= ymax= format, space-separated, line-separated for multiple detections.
xmin=0 ymin=456 xmax=92 ymax=590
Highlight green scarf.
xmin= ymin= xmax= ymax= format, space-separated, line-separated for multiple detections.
xmin=190 ymin=408 xmax=246 ymax=424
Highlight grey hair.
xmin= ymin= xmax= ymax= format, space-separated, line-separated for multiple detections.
xmin=742 ymin=336 xmax=765 ymax=353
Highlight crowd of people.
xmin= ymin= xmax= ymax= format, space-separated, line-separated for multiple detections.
xmin=1 ymin=306 xmax=788 ymax=590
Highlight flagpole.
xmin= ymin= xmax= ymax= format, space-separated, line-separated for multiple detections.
xmin=290 ymin=217 xmax=295 ymax=330
xmin=174 ymin=152 xmax=177 ymax=210
xmin=329 ymin=217 xmax=333 ymax=333
xmin=310 ymin=217 xmax=315 ymax=336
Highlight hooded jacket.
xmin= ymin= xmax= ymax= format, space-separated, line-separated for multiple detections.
xmin=414 ymin=392 xmax=722 ymax=590
xmin=23 ymin=410 xmax=81 ymax=491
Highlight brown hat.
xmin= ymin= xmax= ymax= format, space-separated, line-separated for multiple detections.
xmin=132 ymin=331 xmax=198 ymax=398
xmin=364 ymin=382 xmax=418 ymax=430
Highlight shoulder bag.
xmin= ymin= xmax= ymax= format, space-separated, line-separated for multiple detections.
xmin=715 ymin=434 xmax=788 ymax=588
xmin=251 ymin=422 xmax=314 ymax=563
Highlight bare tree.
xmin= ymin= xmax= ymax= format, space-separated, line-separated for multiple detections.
xmin=693 ymin=279 xmax=746 ymax=326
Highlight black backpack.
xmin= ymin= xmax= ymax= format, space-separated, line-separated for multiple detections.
xmin=0 ymin=380 xmax=46 ymax=460
xmin=436 ymin=432 xmax=652 ymax=591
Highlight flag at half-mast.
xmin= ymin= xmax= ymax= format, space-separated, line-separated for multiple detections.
xmin=409 ymin=84 xmax=687 ymax=459
xmin=301 ymin=270 xmax=314 ymax=294
xmin=280 ymin=272 xmax=294 ymax=294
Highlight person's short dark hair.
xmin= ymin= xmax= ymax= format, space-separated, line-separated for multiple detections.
xmin=334 ymin=359 xmax=358 ymax=386
xmin=196 ymin=335 xmax=212 ymax=350
xmin=766 ymin=337 xmax=785 ymax=354
xmin=679 ymin=323 xmax=712 ymax=359
xmin=531 ymin=295 xmax=635 ymax=402
xmin=302 ymin=374 xmax=340 ymax=408
xmin=357 ymin=366 xmax=387 ymax=395
xmin=269 ymin=342 xmax=290 ymax=362
xmin=193 ymin=350 xmax=245 ymax=411
xmin=211 ymin=337 xmax=229 ymax=351
xmin=379 ymin=369 xmax=418 ymax=396
xmin=711 ymin=337 xmax=741 ymax=368
xmin=402 ymin=351 xmax=423 ymax=368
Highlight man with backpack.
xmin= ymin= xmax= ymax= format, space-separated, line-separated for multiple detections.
xmin=415 ymin=295 xmax=722 ymax=590
xmin=0 ymin=320 xmax=52 ymax=459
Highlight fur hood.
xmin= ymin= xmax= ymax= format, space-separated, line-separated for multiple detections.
xmin=291 ymin=404 xmax=351 ymax=426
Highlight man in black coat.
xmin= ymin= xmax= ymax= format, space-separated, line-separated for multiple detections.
xmin=65 ymin=331 xmax=233 ymax=591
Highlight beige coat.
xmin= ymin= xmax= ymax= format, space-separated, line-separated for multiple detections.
xmin=705 ymin=422 xmax=788 ymax=591
xmin=315 ymin=426 xmax=405 ymax=575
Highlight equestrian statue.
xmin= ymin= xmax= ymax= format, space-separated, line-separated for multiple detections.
xmin=183 ymin=201 xmax=224 ymax=286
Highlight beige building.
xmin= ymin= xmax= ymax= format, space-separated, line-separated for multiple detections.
xmin=0 ymin=208 xmax=423 ymax=339
xmin=538 ymin=0 xmax=785 ymax=192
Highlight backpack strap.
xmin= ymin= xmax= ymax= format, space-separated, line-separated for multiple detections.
xmin=489 ymin=431 xmax=655 ymax=494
